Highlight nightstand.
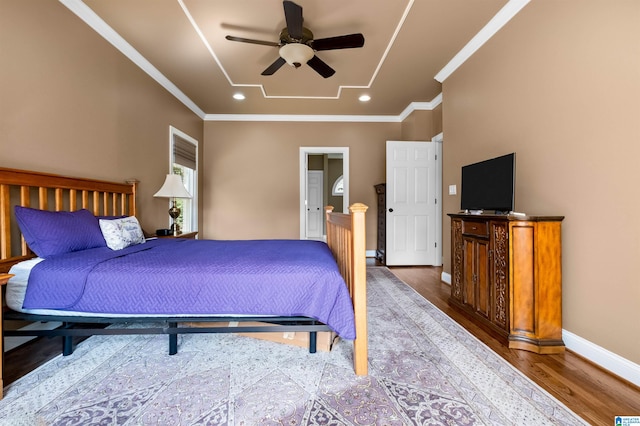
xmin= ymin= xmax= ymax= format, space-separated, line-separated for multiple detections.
xmin=0 ymin=273 xmax=14 ymax=399
xmin=156 ymin=231 xmax=198 ymax=239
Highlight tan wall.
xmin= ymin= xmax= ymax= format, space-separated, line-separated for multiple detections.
xmin=401 ymin=110 xmax=428 ymax=140
xmin=401 ymin=109 xmax=441 ymax=141
xmin=202 ymin=121 xmax=400 ymax=247
xmin=432 ymin=104 xmax=443 ymax=136
xmin=0 ymin=0 xmax=203 ymax=232
xmin=441 ymin=0 xmax=640 ymax=362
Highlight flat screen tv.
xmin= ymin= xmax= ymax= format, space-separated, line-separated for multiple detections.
xmin=460 ymin=153 xmax=515 ymax=213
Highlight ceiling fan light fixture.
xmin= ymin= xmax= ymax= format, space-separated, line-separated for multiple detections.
xmin=279 ymin=43 xmax=314 ymax=68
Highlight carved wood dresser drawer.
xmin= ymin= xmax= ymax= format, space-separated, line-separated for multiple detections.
xmin=462 ymin=220 xmax=488 ymax=237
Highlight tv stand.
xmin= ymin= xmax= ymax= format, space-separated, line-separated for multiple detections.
xmin=448 ymin=213 xmax=565 ymax=354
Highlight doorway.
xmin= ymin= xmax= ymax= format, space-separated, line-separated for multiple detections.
xmin=299 ymin=147 xmax=349 ymax=240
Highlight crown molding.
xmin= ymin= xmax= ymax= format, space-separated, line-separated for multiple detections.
xmin=398 ymin=93 xmax=442 ymax=122
xmin=204 ymin=95 xmax=441 ymax=122
xmin=204 ymin=114 xmax=399 ymax=123
xmin=435 ymin=0 xmax=530 ymax=83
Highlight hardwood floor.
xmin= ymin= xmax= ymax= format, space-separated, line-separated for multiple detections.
xmin=387 ymin=264 xmax=640 ymax=426
xmin=3 ymin=265 xmax=639 ymax=425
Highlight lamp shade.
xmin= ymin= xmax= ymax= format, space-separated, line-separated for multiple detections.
xmin=153 ymin=174 xmax=192 ymax=199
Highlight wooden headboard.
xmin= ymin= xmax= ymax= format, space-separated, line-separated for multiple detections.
xmin=0 ymin=168 xmax=138 ymax=273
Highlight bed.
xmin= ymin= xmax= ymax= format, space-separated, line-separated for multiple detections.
xmin=0 ymin=167 xmax=368 ymax=397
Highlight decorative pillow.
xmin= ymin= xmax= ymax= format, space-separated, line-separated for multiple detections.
xmin=99 ymin=216 xmax=145 ymax=250
xmin=14 ymin=206 xmax=106 ymax=258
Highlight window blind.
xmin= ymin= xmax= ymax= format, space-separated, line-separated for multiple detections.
xmin=173 ymin=136 xmax=197 ymax=170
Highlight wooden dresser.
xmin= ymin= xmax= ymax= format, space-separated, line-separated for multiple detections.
xmin=448 ymin=213 xmax=564 ymax=354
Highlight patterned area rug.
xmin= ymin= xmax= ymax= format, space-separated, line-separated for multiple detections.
xmin=0 ymin=267 xmax=587 ymax=425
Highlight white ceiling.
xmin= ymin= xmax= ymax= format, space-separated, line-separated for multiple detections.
xmin=61 ymin=0 xmax=529 ymax=119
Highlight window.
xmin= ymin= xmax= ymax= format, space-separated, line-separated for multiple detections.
xmin=332 ymin=175 xmax=344 ymax=196
xmin=170 ymin=126 xmax=198 ymax=233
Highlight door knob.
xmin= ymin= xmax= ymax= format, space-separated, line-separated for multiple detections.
xmin=388 ymin=208 xmax=394 ymax=213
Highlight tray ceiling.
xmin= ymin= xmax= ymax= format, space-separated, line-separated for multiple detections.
xmin=66 ymin=0 xmax=523 ymax=118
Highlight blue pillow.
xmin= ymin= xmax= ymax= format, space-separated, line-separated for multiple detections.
xmin=14 ymin=206 xmax=107 ymax=258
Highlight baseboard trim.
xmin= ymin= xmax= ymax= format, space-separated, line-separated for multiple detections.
xmin=563 ymin=330 xmax=640 ymax=388
xmin=438 ymin=271 xmax=639 ymax=387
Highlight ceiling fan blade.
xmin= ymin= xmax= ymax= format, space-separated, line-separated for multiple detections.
xmin=312 ymin=33 xmax=365 ymax=51
xmin=225 ymin=35 xmax=280 ymax=47
xmin=307 ymin=55 xmax=335 ymax=78
xmin=261 ymin=57 xmax=287 ymax=76
xmin=283 ymin=1 xmax=303 ymax=40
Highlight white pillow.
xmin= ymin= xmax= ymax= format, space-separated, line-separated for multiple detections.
xmin=99 ymin=216 xmax=145 ymax=250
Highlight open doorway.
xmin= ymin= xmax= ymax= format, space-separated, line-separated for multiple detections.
xmin=299 ymin=147 xmax=349 ymax=240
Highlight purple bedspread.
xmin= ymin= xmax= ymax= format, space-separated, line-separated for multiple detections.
xmin=23 ymin=239 xmax=356 ymax=339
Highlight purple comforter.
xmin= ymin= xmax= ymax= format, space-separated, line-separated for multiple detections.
xmin=23 ymin=239 xmax=356 ymax=339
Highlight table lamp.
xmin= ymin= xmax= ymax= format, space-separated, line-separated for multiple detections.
xmin=153 ymin=174 xmax=192 ymax=236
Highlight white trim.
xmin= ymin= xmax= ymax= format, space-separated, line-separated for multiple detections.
xmin=398 ymin=95 xmax=443 ymax=121
xmin=204 ymin=95 xmax=443 ymax=122
xmin=563 ymin=330 xmax=640 ymax=388
xmin=59 ymin=0 xmax=205 ymax=119
xmin=299 ymin=147 xmax=349 ymax=240
xmin=205 ymin=114 xmax=402 ymax=123
xmin=441 ymin=271 xmax=451 ymax=285
xmin=435 ymin=0 xmax=530 ymax=82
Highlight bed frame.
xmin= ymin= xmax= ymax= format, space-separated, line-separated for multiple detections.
xmin=0 ymin=167 xmax=369 ymax=389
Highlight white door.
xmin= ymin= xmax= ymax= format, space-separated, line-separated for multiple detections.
xmin=386 ymin=141 xmax=436 ymax=265
xmin=306 ymin=170 xmax=324 ymax=239
xmin=299 ymin=148 xmax=349 ymax=240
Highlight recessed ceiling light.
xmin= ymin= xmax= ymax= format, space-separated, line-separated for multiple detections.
xmin=233 ymin=93 xmax=245 ymax=100
xmin=359 ymin=95 xmax=371 ymax=102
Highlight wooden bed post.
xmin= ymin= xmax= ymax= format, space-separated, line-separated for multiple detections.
xmin=349 ymin=203 xmax=368 ymax=376
xmin=126 ymin=179 xmax=139 ymax=217
xmin=325 ymin=203 xmax=369 ymax=376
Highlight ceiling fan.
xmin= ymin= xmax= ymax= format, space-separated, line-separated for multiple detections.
xmin=225 ymin=1 xmax=365 ymax=78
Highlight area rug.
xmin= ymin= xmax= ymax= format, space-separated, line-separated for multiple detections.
xmin=0 ymin=267 xmax=586 ymax=425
